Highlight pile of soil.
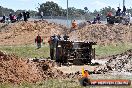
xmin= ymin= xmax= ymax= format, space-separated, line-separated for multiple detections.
xmin=69 ymin=24 xmax=132 ymax=45
xmin=0 ymin=51 xmax=65 ymax=84
xmin=0 ymin=21 xmax=67 ymax=45
xmin=0 ymin=21 xmax=131 ymax=46
xmin=0 ymin=51 xmax=81 ymax=84
xmin=95 ymin=49 xmax=132 ymax=73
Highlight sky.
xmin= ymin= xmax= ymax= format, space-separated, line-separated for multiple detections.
xmin=1 ymin=0 xmax=132 ymax=12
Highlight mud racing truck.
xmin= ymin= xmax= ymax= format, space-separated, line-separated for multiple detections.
xmin=51 ymin=40 xmax=96 ymax=65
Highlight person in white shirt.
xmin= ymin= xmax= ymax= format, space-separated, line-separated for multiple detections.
xmin=40 ymin=12 xmax=44 ymax=20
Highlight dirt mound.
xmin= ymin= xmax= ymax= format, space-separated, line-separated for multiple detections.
xmin=0 ymin=51 xmax=65 ymax=84
xmin=0 ymin=21 xmax=67 ymax=45
xmin=95 ymin=49 xmax=132 ymax=73
xmin=0 ymin=21 xmax=131 ymax=45
xmin=69 ymin=24 xmax=132 ymax=45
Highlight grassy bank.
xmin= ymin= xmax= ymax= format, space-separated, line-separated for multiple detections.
xmin=0 ymin=43 xmax=131 ymax=58
xmin=94 ymin=43 xmax=132 ymax=58
xmin=0 ymin=77 xmax=131 ymax=88
xmin=0 ymin=44 xmax=50 ymax=58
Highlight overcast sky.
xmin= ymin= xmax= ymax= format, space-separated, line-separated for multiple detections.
xmin=1 ymin=0 xmax=132 ymax=11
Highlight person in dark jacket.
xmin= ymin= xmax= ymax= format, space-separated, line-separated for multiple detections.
xmin=9 ymin=13 xmax=13 ymax=23
xmin=0 ymin=15 xmax=5 ymax=23
xmin=23 ymin=11 xmax=27 ymax=22
xmin=35 ymin=34 xmax=43 ymax=49
xmin=116 ymin=7 xmax=121 ymax=16
xmin=17 ymin=13 xmax=23 ymax=21
xmin=123 ymin=6 xmax=126 ymax=16
xmin=63 ymin=34 xmax=69 ymax=41
xmin=26 ymin=11 xmax=30 ymax=19
xmin=96 ymin=14 xmax=100 ymax=23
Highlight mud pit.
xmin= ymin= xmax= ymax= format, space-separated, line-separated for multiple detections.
xmin=95 ymin=49 xmax=132 ymax=74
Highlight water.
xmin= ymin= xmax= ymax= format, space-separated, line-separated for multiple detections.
xmin=45 ymin=19 xmax=85 ymax=28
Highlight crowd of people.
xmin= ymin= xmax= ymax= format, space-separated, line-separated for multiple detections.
xmin=116 ymin=6 xmax=126 ymax=16
xmin=0 ymin=11 xmax=30 ymax=23
xmin=107 ymin=6 xmax=127 ymax=17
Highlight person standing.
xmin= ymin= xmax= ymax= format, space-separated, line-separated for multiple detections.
xmin=71 ymin=20 xmax=77 ymax=30
xmin=48 ymin=36 xmax=55 ymax=60
xmin=96 ymin=14 xmax=100 ymax=23
xmin=0 ymin=15 xmax=5 ymax=23
xmin=123 ymin=6 xmax=126 ymax=16
xmin=17 ymin=12 xmax=23 ymax=21
xmin=9 ymin=12 xmax=13 ymax=23
xmin=23 ymin=11 xmax=27 ymax=22
xmin=26 ymin=11 xmax=30 ymax=19
xmin=116 ymin=7 xmax=121 ymax=16
xmin=71 ymin=20 xmax=78 ymax=41
xmin=35 ymin=34 xmax=43 ymax=49
xmin=40 ymin=11 xmax=44 ymax=20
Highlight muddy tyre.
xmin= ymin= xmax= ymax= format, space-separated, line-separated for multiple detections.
xmin=80 ymin=77 xmax=91 ymax=86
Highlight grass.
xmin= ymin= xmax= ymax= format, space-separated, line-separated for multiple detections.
xmin=0 ymin=43 xmax=131 ymax=59
xmin=94 ymin=43 xmax=132 ymax=58
xmin=0 ymin=44 xmax=50 ymax=58
xmin=0 ymin=78 xmax=131 ymax=88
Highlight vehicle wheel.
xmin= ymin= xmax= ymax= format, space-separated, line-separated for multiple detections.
xmin=80 ymin=77 xmax=91 ymax=86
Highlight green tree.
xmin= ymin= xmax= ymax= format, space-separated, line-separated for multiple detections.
xmin=38 ymin=1 xmax=62 ymax=16
xmin=0 ymin=6 xmax=14 ymax=16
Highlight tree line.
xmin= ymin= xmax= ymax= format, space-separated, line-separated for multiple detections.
xmin=0 ymin=6 xmax=37 ymax=17
xmin=1 ymin=1 xmax=132 ymax=20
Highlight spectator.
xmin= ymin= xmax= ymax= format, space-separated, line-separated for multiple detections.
xmin=35 ymin=34 xmax=43 ymax=49
xmin=123 ymin=6 xmax=126 ymax=16
xmin=23 ymin=11 xmax=27 ymax=22
xmin=0 ymin=15 xmax=6 ymax=23
xmin=63 ymin=34 xmax=69 ymax=41
xmin=96 ymin=14 xmax=100 ymax=23
xmin=12 ymin=15 xmax=17 ymax=23
xmin=17 ymin=13 xmax=23 ymax=21
xmin=92 ymin=17 xmax=97 ymax=24
xmin=107 ymin=11 xmax=112 ymax=17
xmin=57 ymin=34 xmax=61 ymax=40
xmin=116 ymin=7 xmax=121 ymax=16
xmin=71 ymin=20 xmax=77 ymax=30
xmin=48 ymin=36 xmax=55 ymax=60
xmin=9 ymin=12 xmax=13 ymax=23
xmin=40 ymin=11 xmax=44 ymax=20
xmin=26 ymin=11 xmax=30 ymax=19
